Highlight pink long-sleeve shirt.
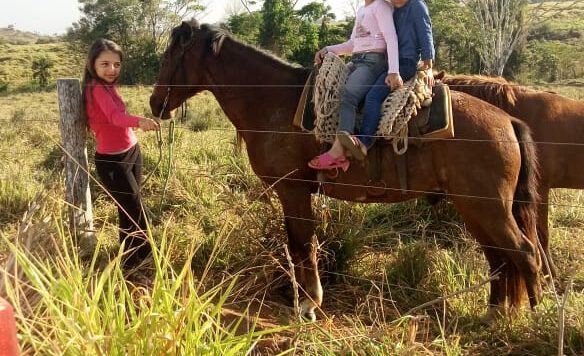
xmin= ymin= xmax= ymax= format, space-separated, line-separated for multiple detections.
xmin=86 ymin=81 xmax=141 ymax=154
xmin=326 ymin=0 xmax=399 ymax=74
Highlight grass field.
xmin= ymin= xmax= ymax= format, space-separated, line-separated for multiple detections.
xmin=0 ymin=4 xmax=583 ymax=352
xmin=0 ymin=82 xmax=583 ymax=354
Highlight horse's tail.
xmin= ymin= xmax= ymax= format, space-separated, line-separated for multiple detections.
xmin=508 ymin=118 xmax=540 ymax=307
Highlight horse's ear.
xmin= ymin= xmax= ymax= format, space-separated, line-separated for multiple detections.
xmin=182 ymin=19 xmax=200 ymax=30
xmin=180 ymin=21 xmax=193 ymax=36
xmin=435 ymin=70 xmax=446 ymax=80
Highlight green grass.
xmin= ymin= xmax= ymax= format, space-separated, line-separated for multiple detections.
xmin=0 ymin=42 xmax=82 ymax=92
xmin=1 ymin=84 xmax=583 ymax=353
xmin=1 ymin=208 xmax=286 ymax=354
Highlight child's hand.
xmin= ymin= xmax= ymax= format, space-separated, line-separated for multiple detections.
xmin=314 ymin=48 xmax=328 ymax=65
xmin=138 ymin=117 xmax=160 ymax=131
xmin=385 ymin=73 xmax=403 ymax=91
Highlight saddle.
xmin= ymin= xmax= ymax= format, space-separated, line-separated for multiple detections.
xmin=407 ymin=83 xmax=453 ymax=141
xmin=367 ymin=83 xmax=453 ymax=196
xmin=293 ymin=71 xmax=454 ymax=196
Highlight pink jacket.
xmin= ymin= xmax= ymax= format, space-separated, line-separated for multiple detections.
xmin=326 ymin=0 xmax=399 ymax=74
xmin=86 ymin=82 xmax=140 ymax=154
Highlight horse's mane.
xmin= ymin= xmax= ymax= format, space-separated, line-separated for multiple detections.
xmin=168 ymin=20 xmax=307 ymax=153
xmin=169 ymin=20 xmax=302 ymax=71
xmin=440 ymin=73 xmax=519 ymax=110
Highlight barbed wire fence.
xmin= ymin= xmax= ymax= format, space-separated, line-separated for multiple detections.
xmin=3 ymin=80 xmax=584 ymax=265
xmin=0 ymin=79 xmax=582 ymax=353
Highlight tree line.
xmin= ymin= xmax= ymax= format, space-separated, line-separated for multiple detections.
xmin=23 ymin=0 xmax=581 ymax=89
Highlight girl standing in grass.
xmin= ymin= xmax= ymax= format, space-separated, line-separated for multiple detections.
xmin=82 ymin=39 xmax=159 ymax=268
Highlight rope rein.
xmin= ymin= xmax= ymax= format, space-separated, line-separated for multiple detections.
xmin=142 ymin=87 xmax=170 ymax=188
xmin=140 ymin=87 xmax=177 ymax=215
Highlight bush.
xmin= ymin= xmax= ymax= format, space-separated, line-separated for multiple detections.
xmin=31 ymin=56 xmax=54 ymax=88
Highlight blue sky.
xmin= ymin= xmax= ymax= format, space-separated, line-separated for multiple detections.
xmin=0 ymin=0 xmax=354 ymax=35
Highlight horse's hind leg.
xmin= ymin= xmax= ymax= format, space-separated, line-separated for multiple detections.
xmin=464 ymin=221 xmax=508 ymax=319
xmin=276 ymin=185 xmax=323 ymax=321
xmin=537 ymin=189 xmax=558 ymax=280
xmin=454 ymin=199 xmax=542 ymax=311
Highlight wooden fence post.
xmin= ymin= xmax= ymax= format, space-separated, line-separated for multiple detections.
xmin=57 ymin=78 xmax=95 ymax=250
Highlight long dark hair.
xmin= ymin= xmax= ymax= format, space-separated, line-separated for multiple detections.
xmin=81 ymin=39 xmax=124 ymax=121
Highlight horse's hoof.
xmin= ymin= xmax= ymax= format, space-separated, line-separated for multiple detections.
xmin=299 ymin=299 xmax=317 ymax=322
xmin=302 ymin=310 xmax=316 ymax=322
xmin=481 ymin=305 xmax=507 ymax=325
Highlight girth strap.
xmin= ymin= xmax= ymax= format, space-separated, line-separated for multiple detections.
xmin=292 ymin=70 xmax=315 ymax=131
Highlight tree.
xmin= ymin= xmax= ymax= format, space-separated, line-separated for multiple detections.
xmin=67 ymin=0 xmax=205 ymax=84
xmin=32 ymin=56 xmax=54 ymax=89
xmin=428 ymin=0 xmax=480 ymax=74
xmin=291 ymin=2 xmax=336 ymax=65
xmin=226 ymin=1 xmax=354 ymax=66
xmin=462 ymin=0 xmax=577 ymax=76
xmin=226 ymin=11 xmax=263 ymax=45
xmin=463 ymin=0 xmax=527 ymax=75
xmin=259 ymin=0 xmax=299 ymax=58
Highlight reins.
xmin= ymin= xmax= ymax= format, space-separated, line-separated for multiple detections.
xmin=142 ymin=87 xmax=170 ymax=188
xmin=142 ymin=33 xmax=194 ymax=214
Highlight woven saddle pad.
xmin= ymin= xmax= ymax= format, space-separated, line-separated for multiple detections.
xmin=313 ymin=53 xmax=432 ymax=154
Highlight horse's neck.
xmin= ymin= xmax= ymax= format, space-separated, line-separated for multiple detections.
xmin=207 ymin=40 xmax=306 ymax=131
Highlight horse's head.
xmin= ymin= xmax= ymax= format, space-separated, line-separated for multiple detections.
xmin=150 ymin=20 xmax=221 ymax=119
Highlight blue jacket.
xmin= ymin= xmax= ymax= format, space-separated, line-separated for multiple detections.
xmin=393 ymin=0 xmax=435 ymax=69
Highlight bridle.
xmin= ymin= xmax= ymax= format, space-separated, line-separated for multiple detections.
xmin=155 ymin=29 xmax=195 ymax=120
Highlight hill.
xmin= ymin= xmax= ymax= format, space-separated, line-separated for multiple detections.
xmin=0 ymin=41 xmax=82 ymax=91
xmin=521 ymin=1 xmax=584 ymax=82
xmin=0 ymin=26 xmax=58 ymax=45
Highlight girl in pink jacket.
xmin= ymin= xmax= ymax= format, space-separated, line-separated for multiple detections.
xmin=82 ymin=39 xmax=159 ymax=268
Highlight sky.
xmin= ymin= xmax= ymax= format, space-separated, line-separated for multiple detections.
xmin=0 ymin=0 xmax=355 ymax=36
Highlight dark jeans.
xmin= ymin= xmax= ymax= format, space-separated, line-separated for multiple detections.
xmin=359 ymin=58 xmax=418 ymax=148
xmin=95 ymin=143 xmax=151 ymax=266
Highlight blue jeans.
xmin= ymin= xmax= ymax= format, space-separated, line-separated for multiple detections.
xmin=337 ymin=52 xmax=388 ymax=134
xmin=359 ymin=58 xmax=418 ymax=148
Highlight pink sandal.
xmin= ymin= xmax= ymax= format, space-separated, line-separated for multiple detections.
xmin=308 ymin=152 xmax=350 ymax=171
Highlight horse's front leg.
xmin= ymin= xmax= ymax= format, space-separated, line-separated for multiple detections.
xmin=276 ymin=184 xmax=323 ymax=321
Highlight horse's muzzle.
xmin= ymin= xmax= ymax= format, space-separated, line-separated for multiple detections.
xmin=149 ymin=96 xmax=172 ymax=120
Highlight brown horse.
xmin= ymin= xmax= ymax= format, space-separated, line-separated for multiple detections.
xmin=150 ymin=21 xmax=542 ymax=320
xmin=437 ymin=72 xmax=584 ymax=277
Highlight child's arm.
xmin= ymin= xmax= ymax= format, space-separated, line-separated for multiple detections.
xmin=92 ymin=85 xmax=141 ymax=128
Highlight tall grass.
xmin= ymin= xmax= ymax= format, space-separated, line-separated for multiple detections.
xmin=1 ymin=193 xmax=288 ymax=354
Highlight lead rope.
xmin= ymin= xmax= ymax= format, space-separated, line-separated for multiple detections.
xmin=316 ymin=182 xmax=331 ymax=231
xmin=142 ymin=87 xmax=170 ymax=188
xmin=158 ymin=106 xmax=178 ymax=215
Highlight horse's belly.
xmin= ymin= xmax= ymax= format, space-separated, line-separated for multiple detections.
xmin=316 ymin=144 xmax=438 ymax=203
